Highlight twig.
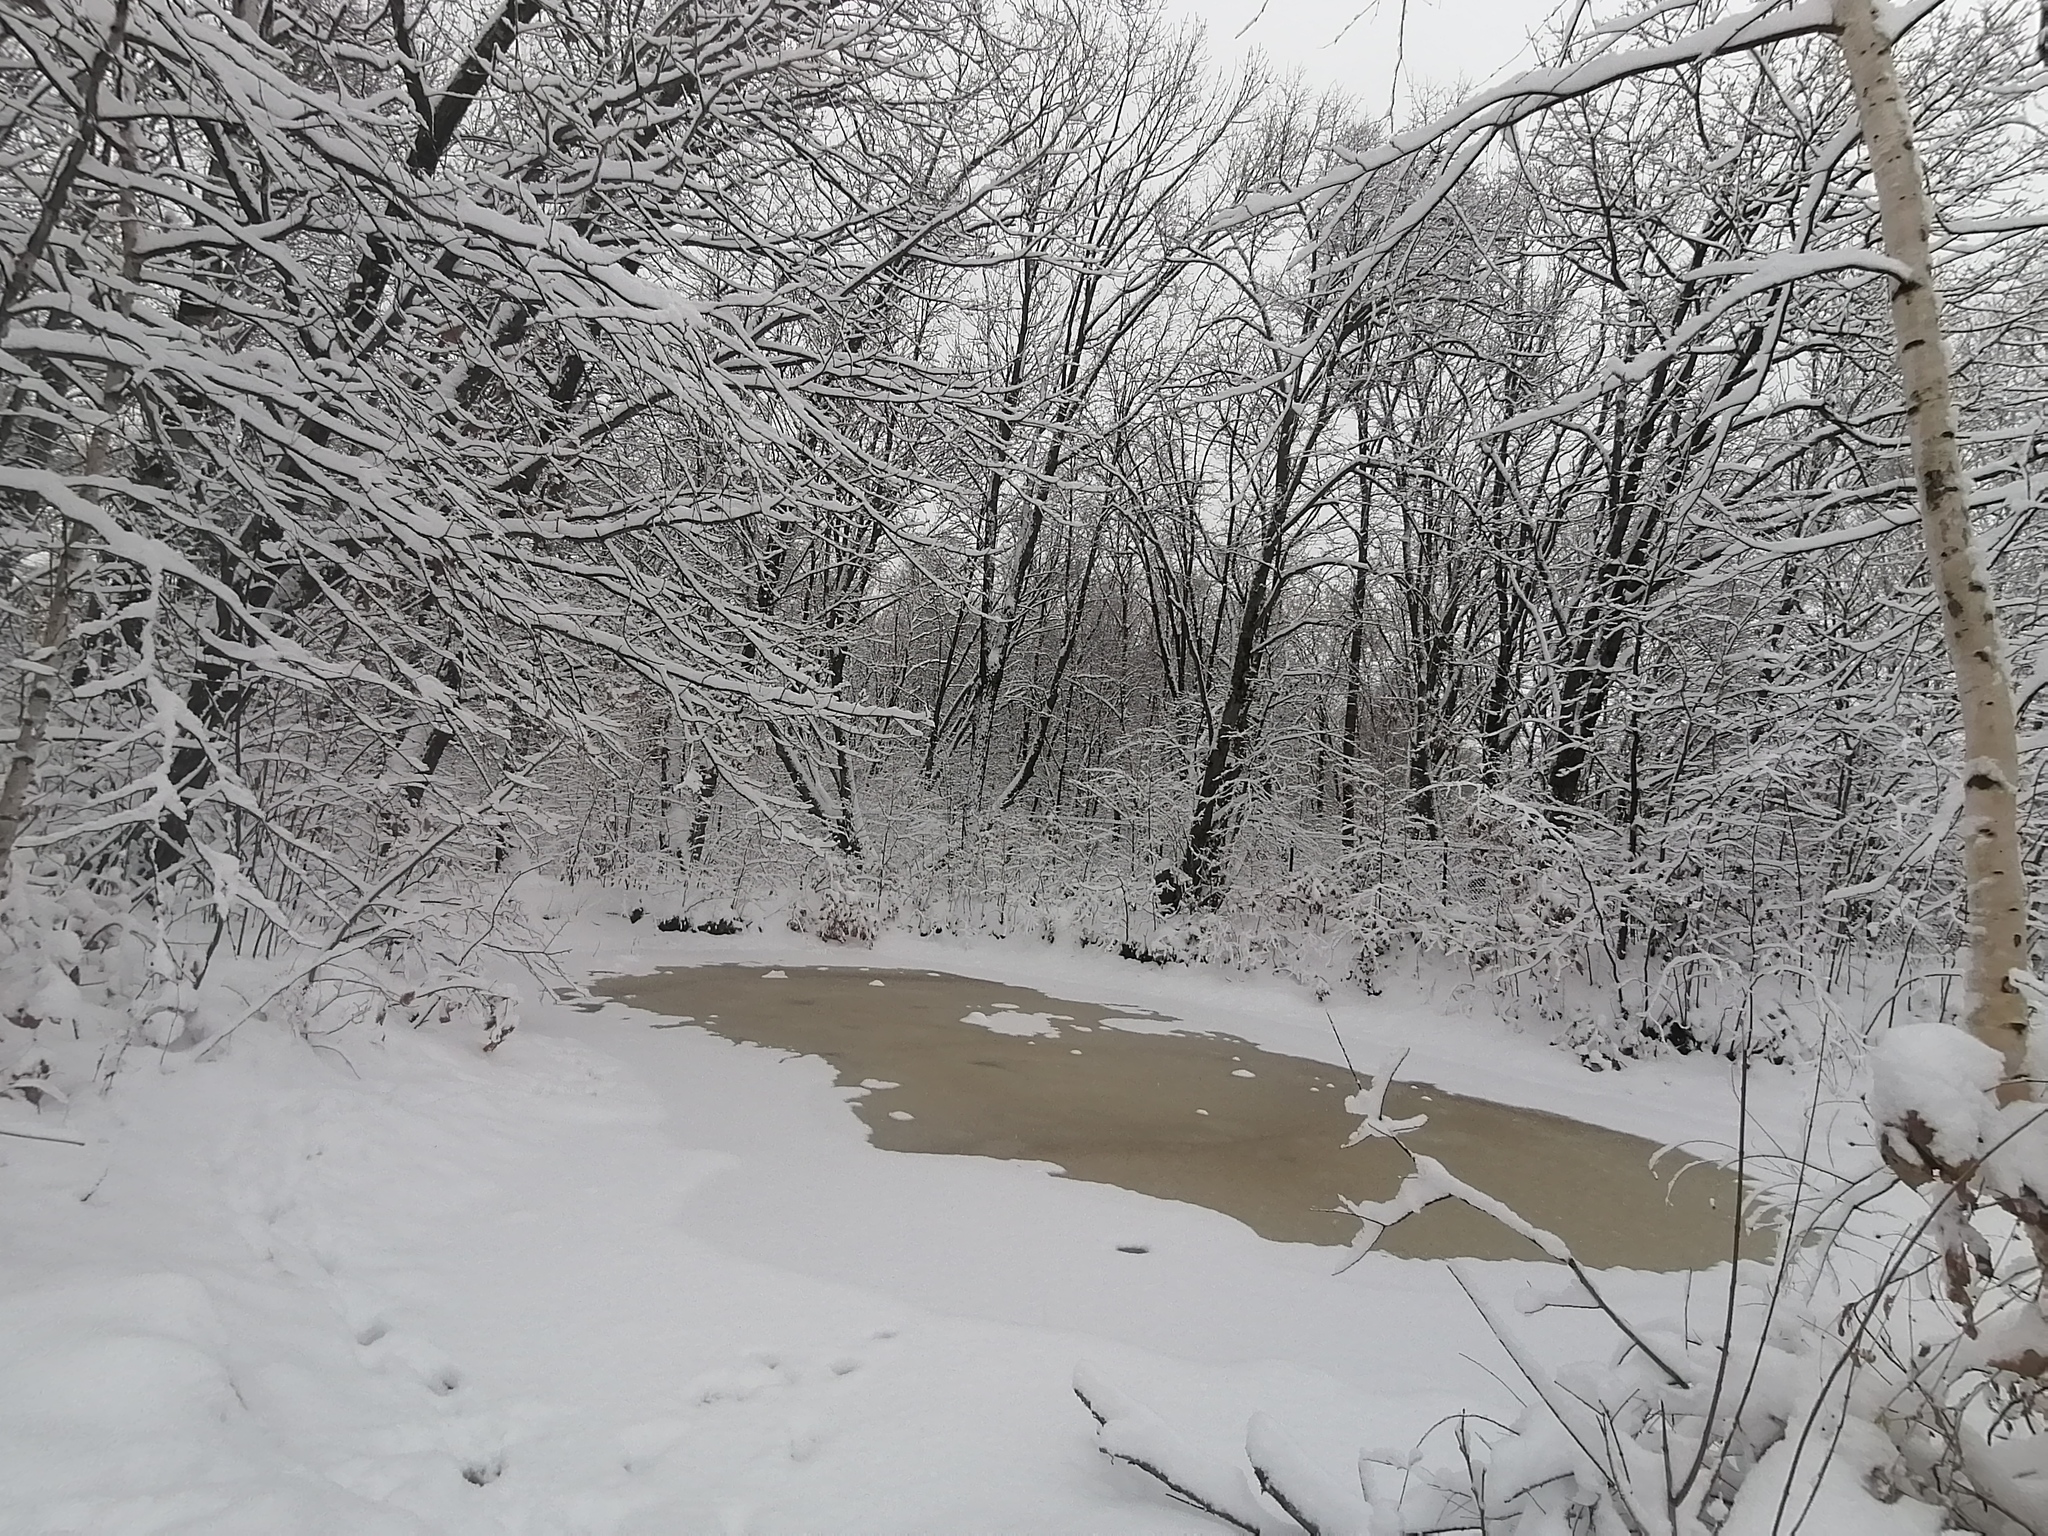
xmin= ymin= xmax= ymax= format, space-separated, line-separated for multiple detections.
xmin=0 ymin=1125 xmax=85 ymax=1145
xmin=1325 ymin=1009 xmax=1364 ymax=1091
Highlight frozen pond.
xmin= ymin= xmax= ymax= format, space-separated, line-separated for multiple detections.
xmin=595 ymin=965 xmax=1762 ymax=1269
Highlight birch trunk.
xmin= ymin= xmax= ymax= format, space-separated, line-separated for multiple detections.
xmin=0 ymin=515 xmax=85 ymax=879
xmin=1834 ymin=0 xmax=2033 ymax=1084
xmin=0 ymin=2 xmax=136 ymax=888
xmin=0 ymin=100 xmax=146 ymax=891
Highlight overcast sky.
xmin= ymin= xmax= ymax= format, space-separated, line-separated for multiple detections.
xmin=1166 ymin=0 xmax=1568 ymax=114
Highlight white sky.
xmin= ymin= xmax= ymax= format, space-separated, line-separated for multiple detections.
xmin=1167 ymin=0 xmax=1569 ymax=114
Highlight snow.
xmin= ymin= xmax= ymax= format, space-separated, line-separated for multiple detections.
xmin=1245 ymin=1412 xmax=1370 ymax=1536
xmin=0 ymin=915 xmax=1841 ymax=1532
xmin=1096 ymin=1014 xmax=1187 ymax=1036
xmin=1075 ymin=1363 xmax=1276 ymax=1533
xmin=1866 ymin=1021 xmax=2003 ymax=1168
xmin=960 ymin=1007 xmax=1066 ymax=1038
xmin=1345 ymin=1159 xmax=1574 ymax=1268
xmin=1721 ymin=1418 xmax=1944 ymax=1536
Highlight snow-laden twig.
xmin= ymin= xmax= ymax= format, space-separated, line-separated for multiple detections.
xmin=1245 ymin=1414 xmax=1369 ymax=1536
xmin=1073 ymin=1364 xmax=1284 ymax=1534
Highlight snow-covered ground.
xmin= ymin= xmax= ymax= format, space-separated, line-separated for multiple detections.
xmin=0 ymin=908 xmax=1835 ymax=1534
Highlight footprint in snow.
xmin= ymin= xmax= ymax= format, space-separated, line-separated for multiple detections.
xmin=686 ymin=1355 xmax=792 ymax=1406
xmin=787 ymin=1414 xmax=821 ymax=1461
xmin=620 ymin=1417 xmax=694 ymax=1472
xmin=360 ymin=1326 xmax=463 ymax=1394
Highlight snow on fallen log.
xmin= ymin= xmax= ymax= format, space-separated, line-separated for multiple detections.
xmin=1073 ymin=1363 xmax=1287 ymax=1534
xmin=1245 ymin=1413 xmax=1369 ymax=1536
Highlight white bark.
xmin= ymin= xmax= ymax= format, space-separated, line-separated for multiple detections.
xmin=0 ymin=107 xmax=142 ymax=888
xmin=1834 ymin=0 xmax=2033 ymax=1085
xmin=0 ymin=518 xmax=83 ymax=878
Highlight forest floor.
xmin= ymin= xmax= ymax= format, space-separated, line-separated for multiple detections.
xmin=0 ymin=892 xmax=1867 ymax=1534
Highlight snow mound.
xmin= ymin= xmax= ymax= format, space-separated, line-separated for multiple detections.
xmin=0 ymin=1273 xmax=427 ymax=1533
xmin=1867 ymin=1023 xmax=2001 ymax=1169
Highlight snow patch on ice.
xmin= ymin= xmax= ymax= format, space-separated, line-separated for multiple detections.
xmin=1094 ymin=1015 xmax=1185 ymax=1037
xmin=961 ymin=1009 xmax=1061 ymax=1038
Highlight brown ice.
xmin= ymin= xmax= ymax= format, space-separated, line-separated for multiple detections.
xmin=593 ymin=965 xmax=1766 ymax=1269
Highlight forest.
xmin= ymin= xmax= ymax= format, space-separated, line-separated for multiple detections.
xmin=1 ymin=0 xmax=2045 ymax=1054
xmin=2 ymin=0 xmax=2046 ymax=1532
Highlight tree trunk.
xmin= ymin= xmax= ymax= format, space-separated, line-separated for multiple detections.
xmin=0 ymin=519 xmax=84 ymax=878
xmin=1 ymin=76 xmax=140 ymax=890
xmin=687 ymin=757 xmax=719 ymax=865
xmin=1179 ymin=504 xmax=1286 ymax=908
xmin=1338 ymin=521 xmax=1369 ymax=855
xmin=1835 ymin=0 xmax=2033 ymax=1082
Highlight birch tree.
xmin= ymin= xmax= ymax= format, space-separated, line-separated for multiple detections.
xmin=1833 ymin=0 xmax=2032 ymax=1082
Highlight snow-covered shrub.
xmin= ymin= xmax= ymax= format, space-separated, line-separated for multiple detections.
xmin=784 ymin=857 xmax=882 ymax=947
xmin=1 ymin=873 xmax=167 ymax=1106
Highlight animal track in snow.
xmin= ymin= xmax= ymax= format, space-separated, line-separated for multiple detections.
xmin=359 ymin=1326 xmax=464 ymax=1395
xmin=786 ymin=1415 xmax=821 ymax=1461
xmin=620 ymin=1416 xmax=694 ymax=1472
xmin=685 ymin=1355 xmax=793 ymax=1406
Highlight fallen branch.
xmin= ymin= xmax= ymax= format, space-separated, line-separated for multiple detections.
xmin=1074 ymin=1363 xmax=1285 ymax=1534
xmin=0 ymin=1124 xmax=85 ymax=1146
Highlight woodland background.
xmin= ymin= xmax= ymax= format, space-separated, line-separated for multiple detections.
xmin=4 ymin=0 xmax=2046 ymax=1061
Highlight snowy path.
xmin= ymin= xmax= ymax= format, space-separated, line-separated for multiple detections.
xmin=0 ymin=922 xmax=1788 ymax=1533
